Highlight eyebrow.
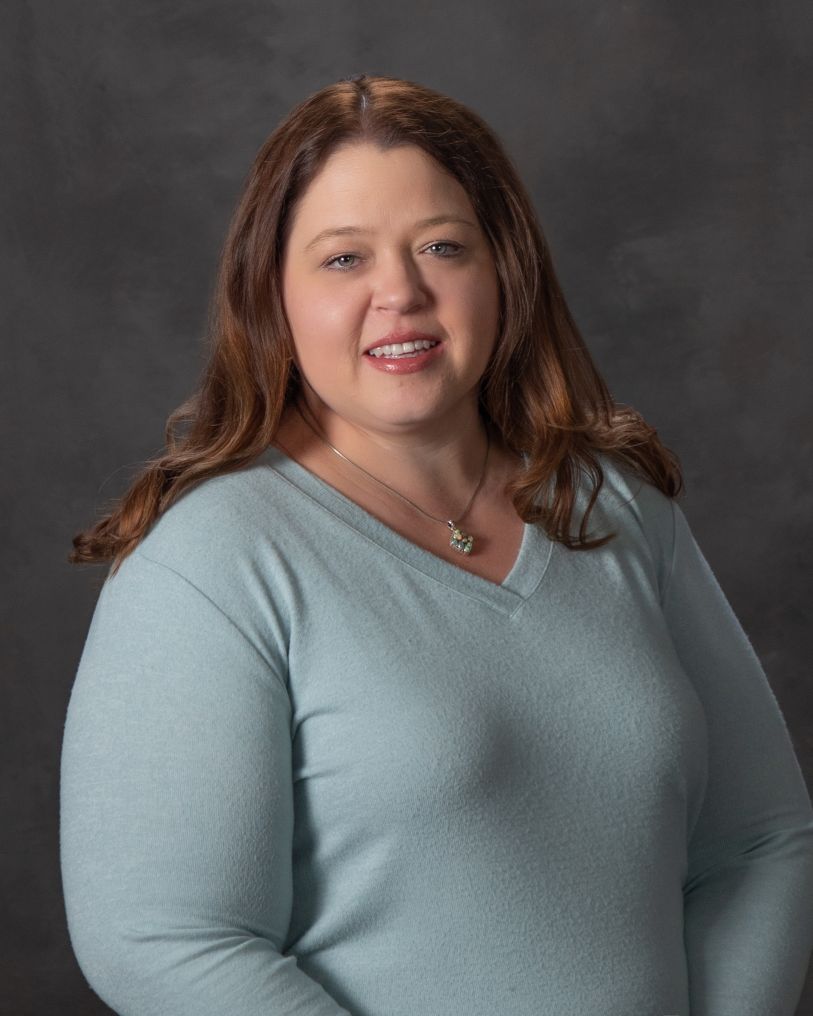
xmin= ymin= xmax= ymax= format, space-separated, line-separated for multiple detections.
xmin=302 ymin=215 xmax=478 ymax=252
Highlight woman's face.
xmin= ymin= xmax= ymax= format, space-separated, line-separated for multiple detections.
xmin=280 ymin=141 xmax=501 ymax=441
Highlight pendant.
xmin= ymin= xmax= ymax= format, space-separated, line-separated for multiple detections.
xmin=447 ymin=520 xmax=474 ymax=555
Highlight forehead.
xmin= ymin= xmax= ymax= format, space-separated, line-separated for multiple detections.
xmin=288 ymin=143 xmax=475 ymax=231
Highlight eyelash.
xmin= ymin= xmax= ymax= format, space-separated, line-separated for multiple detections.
xmin=323 ymin=241 xmax=463 ymax=272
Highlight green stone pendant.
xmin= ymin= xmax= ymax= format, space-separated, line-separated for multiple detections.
xmin=447 ymin=520 xmax=474 ymax=555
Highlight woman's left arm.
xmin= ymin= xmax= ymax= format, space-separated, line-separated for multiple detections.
xmin=662 ymin=499 xmax=813 ymax=1015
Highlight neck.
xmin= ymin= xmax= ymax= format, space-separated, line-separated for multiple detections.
xmin=288 ymin=392 xmax=497 ymax=515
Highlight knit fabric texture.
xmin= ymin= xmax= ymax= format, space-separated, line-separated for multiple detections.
xmin=60 ymin=446 xmax=813 ymax=1015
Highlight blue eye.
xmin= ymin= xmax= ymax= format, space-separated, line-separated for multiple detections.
xmin=325 ymin=253 xmax=359 ymax=271
xmin=323 ymin=242 xmax=463 ymax=272
xmin=425 ymin=242 xmax=462 ymax=257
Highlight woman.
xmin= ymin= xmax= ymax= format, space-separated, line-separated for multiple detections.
xmin=61 ymin=74 xmax=813 ymax=1015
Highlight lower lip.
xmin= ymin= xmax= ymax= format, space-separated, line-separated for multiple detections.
xmin=363 ymin=343 xmax=443 ymax=374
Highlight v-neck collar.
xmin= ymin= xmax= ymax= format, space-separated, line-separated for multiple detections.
xmin=257 ymin=444 xmax=555 ymax=617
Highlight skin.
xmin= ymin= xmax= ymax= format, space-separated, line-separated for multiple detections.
xmin=278 ymin=140 xmax=510 ymax=512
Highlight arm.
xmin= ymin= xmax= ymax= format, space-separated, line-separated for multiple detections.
xmin=662 ymin=500 xmax=813 ymax=1015
xmin=60 ymin=551 xmax=352 ymax=1016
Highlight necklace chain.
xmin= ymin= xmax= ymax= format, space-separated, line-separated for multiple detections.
xmin=292 ymin=400 xmax=490 ymax=553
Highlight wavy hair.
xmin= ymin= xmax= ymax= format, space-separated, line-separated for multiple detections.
xmin=69 ymin=73 xmax=682 ymax=575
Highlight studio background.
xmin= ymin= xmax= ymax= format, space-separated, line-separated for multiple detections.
xmin=2 ymin=1 xmax=811 ymax=1013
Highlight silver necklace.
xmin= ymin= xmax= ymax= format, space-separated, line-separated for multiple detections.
xmin=292 ymin=401 xmax=490 ymax=555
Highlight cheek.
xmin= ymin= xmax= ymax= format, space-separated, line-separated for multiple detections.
xmin=442 ymin=255 xmax=498 ymax=310
xmin=482 ymin=260 xmax=501 ymax=307
xmin=287 ymin=288 xmax=360 ymax=355
xmin=462 ymin=264 xmax=501 ymax=334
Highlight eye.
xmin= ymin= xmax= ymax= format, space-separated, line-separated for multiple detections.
xmin=425 ymin=241 xmax=463 ymax=257
xmin=322 ymin=241 xmax=463 ymax=273
xmin=323 ymin=253 xmax=360 ymax=271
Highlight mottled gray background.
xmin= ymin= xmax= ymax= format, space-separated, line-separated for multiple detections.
xmin=3 ymin=0 xmax=811 ymax=1012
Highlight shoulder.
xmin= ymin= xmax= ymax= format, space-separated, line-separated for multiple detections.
xmin=582 ymin=450 xmax=678 ymax=601
xmin=132 ymin=453 xmax=278 ymax=572
xmin=106 ymin=452 xmax=298 ymax=658
xmin=590 ymin=451 xmax=676 ymax=537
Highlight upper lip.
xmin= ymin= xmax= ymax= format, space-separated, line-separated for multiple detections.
xmin=363 ymin=331 xmax=442 ymax=355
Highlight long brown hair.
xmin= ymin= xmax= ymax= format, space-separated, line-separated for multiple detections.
xmin=69 ymin=73 xmax=682 ymax=576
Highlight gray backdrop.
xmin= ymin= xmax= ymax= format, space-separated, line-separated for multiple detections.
xmin=3 ymin=0 xmax=811 ymax=1012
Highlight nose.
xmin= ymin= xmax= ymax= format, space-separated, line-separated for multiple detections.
xmin=371 ymin=251 xmax=429 ymax=313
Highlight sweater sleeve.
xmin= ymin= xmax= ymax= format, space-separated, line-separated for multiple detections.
xmin=59 ymin=550 xmax=352 ymax=1016
xmin=662 ymin=500 xmax=813 ymax=1015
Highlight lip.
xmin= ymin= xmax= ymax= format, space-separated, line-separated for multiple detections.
xmin=362 ymin=330 xmax=443 ymax=356
xmin=363 ymin=340 xmax=444 ymax=375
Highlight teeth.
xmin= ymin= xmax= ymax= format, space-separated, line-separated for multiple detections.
xmin=368 ymin=339 xmax=439 ymax=358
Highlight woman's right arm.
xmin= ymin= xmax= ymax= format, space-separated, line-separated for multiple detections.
xmin=60 ymin=550 xmax=352 ymax=1016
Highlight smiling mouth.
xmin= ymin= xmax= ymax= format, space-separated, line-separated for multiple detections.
xmin=366 ymin=340 xmax=441 ymax=358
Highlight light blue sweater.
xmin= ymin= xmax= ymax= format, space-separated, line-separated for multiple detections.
xmin=60 ymin=445 xmax=813 ymax=1015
